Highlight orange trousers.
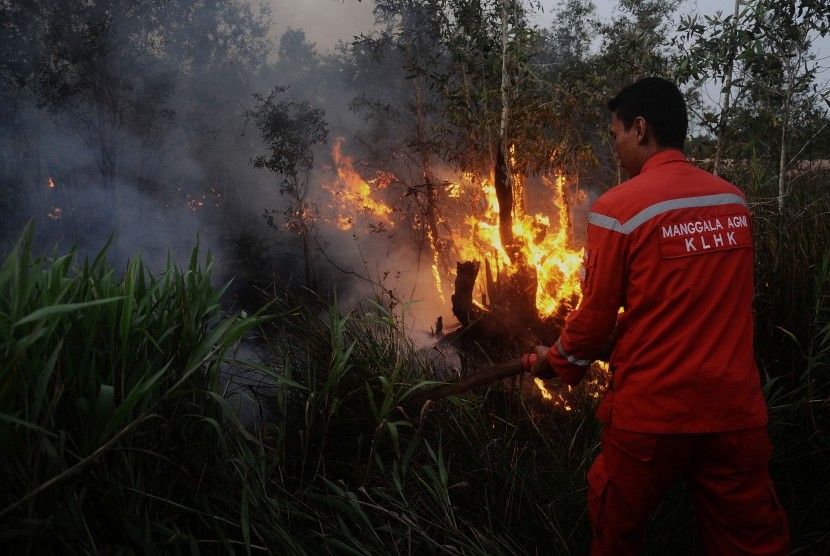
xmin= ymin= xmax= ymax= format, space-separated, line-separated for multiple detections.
xmin=587 ymin=426 xmax=788 ymax=555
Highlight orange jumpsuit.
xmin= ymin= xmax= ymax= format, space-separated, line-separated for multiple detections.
xmin=540 ymin=150 xmax=788 ymax=554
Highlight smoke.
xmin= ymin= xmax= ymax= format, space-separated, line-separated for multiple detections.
xmin=1 ymin=95 xmax=262 ymax=281
xmin=0 ymin=0 xmax=572 ymax=348
xmin=0 ymin=1 xmax=386 ymax=306
xmin=267 ymin=0 xmax=376 ymax=54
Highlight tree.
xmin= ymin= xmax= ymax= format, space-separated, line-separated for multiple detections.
xmin=597 ymin=0 xmax=681 ymax=83
xmin=677 ymin=0 xmax=830 ymax=213
xmin=0 ymin=0 xmax=272 ymax=264
xmin=436 ymin=0 xmax=559 ymax=324
xmin=349 ymin=0 xmax=598 ymax=324
xmin=350 ymin=0 xmax=456 ymax=296
xmin=248 ymin=87 xmax=329 ymax=291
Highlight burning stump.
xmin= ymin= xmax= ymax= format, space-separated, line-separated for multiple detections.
xmin=449 ymin=258 xmax=543 ymax=350
xmin=451 ymin=261 xmax=486 ymax=327
xmin=485 ymin=255 xmax=538 ymax=331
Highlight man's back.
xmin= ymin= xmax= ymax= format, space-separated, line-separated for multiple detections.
xmin=588 ymin=150 xmax=767 ymax=433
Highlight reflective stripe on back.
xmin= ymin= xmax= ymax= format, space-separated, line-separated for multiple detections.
xmin=588 ymin=193 xmax=748 ymax=235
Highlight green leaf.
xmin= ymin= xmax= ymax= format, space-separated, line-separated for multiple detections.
xmin=14 ymin=297 xmax=125 ymax=327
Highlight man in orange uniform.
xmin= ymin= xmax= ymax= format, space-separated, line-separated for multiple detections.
xmin=524 ymin=77 xmax=788 ymax=554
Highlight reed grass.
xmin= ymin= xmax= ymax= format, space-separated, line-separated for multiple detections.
xmin=0 ymin=223 xmax=273 ymax=553
xmin=747 ymin=166 xmax=830 ymax=554
xmin=3 ymin=201 xmax=829 ymax=554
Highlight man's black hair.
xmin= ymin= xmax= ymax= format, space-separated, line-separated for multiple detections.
xmin=607 ymin=77 xmax=688 ymax=150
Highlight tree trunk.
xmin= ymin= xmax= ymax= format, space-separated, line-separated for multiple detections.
xmin=451 ymin=260 xmax=484 ymax=327
xmin=713 ymin=0 xmax=740 ymax=177
xmin=778 ymin=53 xmax=797 ymax=217
xmin=496 ymin=1 xmax=516 ymax=259
xmin=490 ymin=0 xmax=537 ymax=325
xmin=494 ymin=141 xmax=515 ymax=256
xmin=413 ymin=78 xmax=449 ymax=280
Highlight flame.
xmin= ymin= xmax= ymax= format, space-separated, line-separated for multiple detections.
xmin=317 ymin=140 xmax=602 ymax=409
xmin=323 ymin=137 xmax=394 ymax=231
xmin=320 ymin=140 xmax=584 ymax=318
xmin=454 ymin=174 xmax=583 ymax=317
xmin=533 ymin=377 xmax=574 ymax=411
xmin=449 ymin=171 xmax=591 ymax=406
xmin=48 ymin=177 xmax=55 ymax=188
xmin=533 ymin=377 xmax=553 ymax=400
xmin=427 ymin=226 xmax=446 ymax=304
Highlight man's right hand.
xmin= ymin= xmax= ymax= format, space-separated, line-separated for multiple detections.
xmin=530 ymin=345 xmax=556 ymax=379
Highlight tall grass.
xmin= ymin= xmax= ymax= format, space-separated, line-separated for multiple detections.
xmin=249 ymin=294 xmax=602 ymax=554
xmin=0 ymin=224 xmax=274 ymax=552
xmin=760 ymin=250 xmax=830 ymax=553
xmin=746 ymin=164 xmax=830 ymax=553
xmin=3 ymin=213 xmax=829 ymax=554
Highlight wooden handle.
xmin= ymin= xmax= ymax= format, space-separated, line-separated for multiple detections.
xmin=401 ymin=358 xmax=525 ymax=412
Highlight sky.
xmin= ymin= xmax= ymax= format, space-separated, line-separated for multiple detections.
xmin=269 ymin=0 xmax=735 ymax=53
xmin=265 ymin=0 xmax=829 ymax=116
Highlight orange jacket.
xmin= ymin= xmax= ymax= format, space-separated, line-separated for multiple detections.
xmin=548 ymin=150 xmax=768 ymax=433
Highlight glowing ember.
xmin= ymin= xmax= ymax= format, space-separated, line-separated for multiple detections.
xmin=446 ymin=182 xmax=462 ymax=199
xmin=533 ymin=377 xmax=576 ymax=411
xmin=178 ymin=187 xmax=224 ymax=212
xmin=187 ymin=198 xmax=204 ymax=211
xmin=322 ymin=137 xmax=394 ymax=231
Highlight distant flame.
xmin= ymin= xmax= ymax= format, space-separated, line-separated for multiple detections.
xmin=48 ymin=177 xmax=55 ymax=188
xmin=178 ymin=187 xmax=223 ymax=212
xmin=323 ymin=137 xmax=394 ymax=231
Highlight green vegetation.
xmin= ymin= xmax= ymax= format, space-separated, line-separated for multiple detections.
xmin=2 ymin=0 xmax=829 ymax=553
xmin=2 ymin=208 xmax=829 ymax=553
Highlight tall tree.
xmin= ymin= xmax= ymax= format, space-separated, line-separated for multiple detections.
xmin=350 ymin=0 xmax=457 ymax=297
xmin=677 ymin=0 xmax=830 ymax=213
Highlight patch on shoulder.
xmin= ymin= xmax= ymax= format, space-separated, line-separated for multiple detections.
xmin=658 ymin=213 xmax=751 ymax=258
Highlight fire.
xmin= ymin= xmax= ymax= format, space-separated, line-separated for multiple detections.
xmin=534 ymin=376 xmax=574 ymax=411
xmin=322 ymin=137 xmax=394 ymax=231
xmin=48 ymin=177 xmax=55 ymax=188
xmin=320 ymin=140 xmax=584 ymax=318
xmin=449 ymin=171 xmax=591 ymax=406
xmin=318 ymin=140 xmax=600 ymax=409
xmin=455 ymin=174 xmax=583 ymax=317
xmin=174 ymin=187 xmax=223 ymax=212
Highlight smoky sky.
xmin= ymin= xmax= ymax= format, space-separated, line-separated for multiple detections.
xmin=266 ymin=0 xmax=375 ymax=53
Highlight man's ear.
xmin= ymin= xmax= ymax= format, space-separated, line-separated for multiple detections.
xmin=634 ymin=116 xmax=647 ymax=144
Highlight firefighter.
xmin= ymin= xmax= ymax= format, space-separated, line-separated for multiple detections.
xmin=524 ymin=77 xmax=789 ymax=555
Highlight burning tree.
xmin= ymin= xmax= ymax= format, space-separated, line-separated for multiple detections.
xmin=348 ymin=0 xmax=588 ymax=342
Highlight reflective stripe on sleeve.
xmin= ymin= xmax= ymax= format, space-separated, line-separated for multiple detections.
xmin=555 ymin=338 xmax=592 ymax=367
xmin=588 ymin=193 xmax=748 ymax=235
